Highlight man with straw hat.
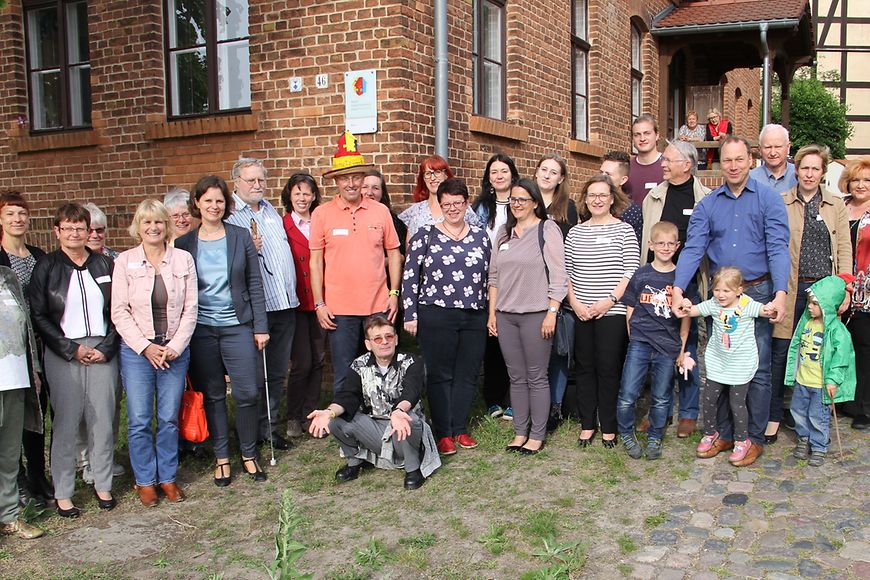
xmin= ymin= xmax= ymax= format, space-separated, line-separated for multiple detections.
xmin=310 ymin=131 xmax=402 ymax=395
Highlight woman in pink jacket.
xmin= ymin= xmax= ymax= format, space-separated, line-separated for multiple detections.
xmin=112 ymin=199 xmax=198 ymax=507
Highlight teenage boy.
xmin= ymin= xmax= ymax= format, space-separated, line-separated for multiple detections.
xmin=616 ymin=221 xmax=690 ymax=459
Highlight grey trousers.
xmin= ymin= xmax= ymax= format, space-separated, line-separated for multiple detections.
xmin=496 ymin=311 xmax=552 ymax=441
xmin=330 ymin=413 xmax=423 ymax=472
xmin=0 ymin=389 xmax=25 ymax=524
xmin=44 ymin=337 xmax=118 ymax=499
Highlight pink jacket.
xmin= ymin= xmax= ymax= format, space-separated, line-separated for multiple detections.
xmin=111 ymin=243 xmax=198 ymax=355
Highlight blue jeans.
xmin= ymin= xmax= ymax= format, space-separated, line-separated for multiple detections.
xmin=671 ymin=317 xmax=700 ymax=420
xmin=714 ymin=278 xmax=773 ymax=444
xmin=617 ymin=341 xmax=675 ymax=439
xmin=120 ymin=343 xmax=190 ymax=486
xmin=328 ymin=315 xmax=367 ymax=395
xmin=770 ymin=280 xmax=811 ymax=422
xmin=791 ymin=383 xmax=830 ymax=452
xmin=548 ymin=352 xmax=569 ymax=406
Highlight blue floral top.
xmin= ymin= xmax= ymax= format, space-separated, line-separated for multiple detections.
xmin=402 ymin=225 xmax=491 ymax=321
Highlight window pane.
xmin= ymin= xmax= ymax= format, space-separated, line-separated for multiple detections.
xmin=216 ymin=0 xmax=248 ymax=41
xmin=472 ymin=0 xmax=479 ymax=56
xmin=632 ymin=77 xmax=641 ymax=118
xmin=574 ymin=95 xmax=587 ymax=141
xmin=66 ymin=1 xmax=89 ymax=64
xmin=31 ymin=70 xmax=62 ymax=129
xmin=27 ymin=6 xmax=60 ymax=69
xmin=170 ymin=48 xmax=209 ymax=115
xmin=574 ymin=50 xmax=586 ymax=95
xmin=482 ymin=0 xmax=502 ymax=62
xmin=631 ymin=26 xmax=641 ymax=70
xmin=169 ymin=0 xmax=206 ymax=49
xmin=472 ymin=58 xmax=479 ymax=115
xmin=217 ymin=39 xmax=250 ymax=110
xmin=69 ymin=65 xmax=91 ymax=126
xmin=483 ymin=60 xmax=502 ymax=118
xmin=573 ymin=0 xmax=587 ymax=40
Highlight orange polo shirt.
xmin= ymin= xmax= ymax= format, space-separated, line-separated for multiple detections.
xmin=310 ymin=195 xmax=400 ymax=316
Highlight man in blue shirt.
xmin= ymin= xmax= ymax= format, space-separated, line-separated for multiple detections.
xmin=227 ymin=158 xmax=299 ymax=452
xmin=749 ymin=124 xmax=797 ymax=194
xmin=673 ymin=136 xmax=790 ymax=467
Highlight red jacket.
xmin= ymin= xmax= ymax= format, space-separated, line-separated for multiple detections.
xmin=283 ymin=213 xmax=316 ymax=311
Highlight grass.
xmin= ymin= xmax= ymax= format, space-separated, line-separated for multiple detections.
xmin=354 ymin=539 xmax=390 ymax=571
xmin=617 ymin=563 xmax=633 ymax=575
xmin=617 ymin=533 xmax=638 ymax=554
xmin=478 ymin=524 xmax=511 ymax=556
xmin=524 ymin=510 xmax=559 ymax=541
xmin=644 ymin=512 xmax=669 ymax=528
xmin=397 ymin=532 xmax=437 ymax=549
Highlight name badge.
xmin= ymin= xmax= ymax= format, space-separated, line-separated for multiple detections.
xmin=816 ymin=214 xmax=823 ymax=222
xmin=128 ymin=262 xmax=144 ymax=270
xmin=645 ymin=182 xmax=657 ymax=190
xmin=597 ymin=236 xmax=612 ymax=245
xmin=332 ymin=228 xmax=349 ymax=236
xmin=499 ymin=243 xmax=510 ymax=251
xmin=682 ymin=208 xmax=693 ymax=216
xmin=95 ymin=275 xmax=111 ymax=284
xmin=264 ymin=217 xmax=277 ymax=224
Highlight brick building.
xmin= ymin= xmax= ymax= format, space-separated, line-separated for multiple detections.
xmin=0 ymin=1 xmax=812 ymax=245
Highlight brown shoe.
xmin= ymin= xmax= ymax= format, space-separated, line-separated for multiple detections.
xmin=0 ymin=518 xmax=44 ymax=539
xmin=637 ymin=415 xmax=672 ymax=433
xmin=696 ymin=438 xmax=734 ymax=458
xmin=134 ymin=484 xmax=159 ymax=507
xmin=160 ymin=482 xmax=186 ymax=503
xmin=730 ymin=442 xmax=763 ymax=467
xmin=677 ymin=419 xmax=697 ymax=438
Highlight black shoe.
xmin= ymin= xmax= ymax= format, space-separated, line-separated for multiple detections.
xmin=28 ymin=475 xmax=54 ymax=501
xmin=94 ymin=490 xmax=116 ymax=511
xmin=17 ymin=478 xmax=34 ymax=509
xmin=403 ymin=469 xmax=425 ymax=490
xmin=56 ymin=504 xmax=81 ymax=518
xmin=270 ymin=434 xmax=293 ymax=451
xmin=852 ymin=415 xmax=870 ymax=430
xmin=546 ymin=404 xmax=562 ymax=433
xmin=519 ymin=440 xmax=546 ymax=455
xmin=213 ymin=462 xmax=232 ymax=487
xmin=241 ymin=456 xmax=267 ymax=482
xmin=601 ymin=436 xmax=617 ymax=449
xmin=335 ymin=463 xmax=364 ymax=483
xmin=764 ymin=432 xmax=778 ymax=444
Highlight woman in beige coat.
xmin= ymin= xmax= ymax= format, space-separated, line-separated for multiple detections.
xmin=767 ymin=144 xmax=852 ymax=442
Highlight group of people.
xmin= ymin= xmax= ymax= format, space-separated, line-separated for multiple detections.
xmin=1 ymin=119 xmax=868 ymax=537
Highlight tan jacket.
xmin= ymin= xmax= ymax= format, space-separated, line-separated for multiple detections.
xmin=773 ymin=186 xmax=852 ymax=339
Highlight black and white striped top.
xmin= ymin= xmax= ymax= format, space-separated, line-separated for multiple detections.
xmin=564 ymin=220 xmax=640 ymax=316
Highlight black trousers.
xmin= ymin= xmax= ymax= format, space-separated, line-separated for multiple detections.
xmin=847 ymin=311 xmax=870 ymax=417
xmin=573 ymin=314 xmax=628 ymax=434
xmin=482 ymin=335 xmax=510 ymax=409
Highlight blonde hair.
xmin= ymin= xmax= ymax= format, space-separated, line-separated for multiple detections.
xmin=650 ymin=220 xmax=678 ymax=241
xmin=838 ymin=157 xmax=870 ymax=195
xmin=128 ymin=199 xmax=174 ymax=243
xmin=794 ymin=143 xmax=832 ymax=175
xmin=712 ymin=266 xmax=744 ymax=292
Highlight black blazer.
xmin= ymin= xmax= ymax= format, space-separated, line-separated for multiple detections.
xmin=175 ymin=223 xmax=268 ymax=334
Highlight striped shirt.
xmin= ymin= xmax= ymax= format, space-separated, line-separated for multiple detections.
xmin=564 ymin=220 xmax=639 ymax=316
xmin=226 ymin=194 xmax=300 ymax=312
xmin=697 ymin=295 xmax=763 ymax=384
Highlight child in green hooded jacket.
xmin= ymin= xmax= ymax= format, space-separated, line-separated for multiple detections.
xmin=784 ymin=275 xmax=856 ymax=466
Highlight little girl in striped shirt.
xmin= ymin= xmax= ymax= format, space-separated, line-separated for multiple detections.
xmin=681 ymin=267 xmax=773 ymax=464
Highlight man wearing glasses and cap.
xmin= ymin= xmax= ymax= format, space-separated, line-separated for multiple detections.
xmin=226 ymin=157 xmax=299 ymax=452
xmin=309 ymin=132 xmax=402 ymax=396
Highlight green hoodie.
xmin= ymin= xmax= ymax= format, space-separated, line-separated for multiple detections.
xmin=784 ymin=276 xmax=856 ymax=404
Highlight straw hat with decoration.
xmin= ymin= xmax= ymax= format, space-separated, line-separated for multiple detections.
xmin=322 ymin=131 xmax=375 ymax=179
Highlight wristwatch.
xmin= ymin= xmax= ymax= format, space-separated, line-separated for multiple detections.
xmin=608 ymin=294 xmax=618 ymax=304
xmin=548 ymin=306 xmax=558 ymax=313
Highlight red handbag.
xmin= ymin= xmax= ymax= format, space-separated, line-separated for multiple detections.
xmin=179 ymin=376 xmax=209 ymax=443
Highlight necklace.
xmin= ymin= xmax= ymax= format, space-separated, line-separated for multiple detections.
xmin=441 ymin=222 xmax=467 ymax=241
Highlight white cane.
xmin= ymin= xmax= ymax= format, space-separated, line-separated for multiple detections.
xmin=262 ymin=347 xmax=277 ymax=466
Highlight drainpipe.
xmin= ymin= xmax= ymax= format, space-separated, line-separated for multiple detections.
xmin=761 ymin=22 xmax=770 ymax=126
xmin=434 ymin=0 xmax=448 ymax=158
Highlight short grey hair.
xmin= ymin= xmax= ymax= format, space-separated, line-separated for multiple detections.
xmin=82 ymin=202 xmax=107 ymax=227
xmin=163 ymin=187 xmax=190 ymax=210
xmin=758 ymin=123 xmax=790 ymax=144
xmin=667 ymin=140 xmax=699 ymax=175
xmin=231 ymin=157 xmax=268 ymax=180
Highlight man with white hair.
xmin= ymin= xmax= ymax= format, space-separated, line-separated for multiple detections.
xmin=750 ymin=124 xmax=798 ymax=194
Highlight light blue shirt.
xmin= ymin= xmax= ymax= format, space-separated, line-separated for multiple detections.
xmin=749 ymin=162 xmax=797 ymax=195
xmin=226 ymin=194 xmax=299 ymax=312
xmin=196 ymin=237 xmax=239 ymax=326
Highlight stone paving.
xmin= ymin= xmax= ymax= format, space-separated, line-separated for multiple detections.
xmin=608 ymin=424 xmax=870 ymax=580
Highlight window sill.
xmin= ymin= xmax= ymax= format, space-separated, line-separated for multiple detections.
xmin=567 ymin=139 xmax=605 ymax=158
xmin=11 ymin=129 xmax=102 ymax=154
xmin=144 ymin=112 xmax=258 ymax=141
xmin=469 ymin=116 xmax=528 ymax=142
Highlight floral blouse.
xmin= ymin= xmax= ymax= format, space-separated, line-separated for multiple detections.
xmin=402 ymin=225 xmax=491 ymax=321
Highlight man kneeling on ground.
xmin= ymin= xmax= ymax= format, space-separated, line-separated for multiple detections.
xmin=308 ymin=315 xmax=440 ymax=489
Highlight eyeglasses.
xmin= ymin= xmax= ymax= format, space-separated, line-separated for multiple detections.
xmin=849 ymin=178 xmax=870 ymax=186
xmin=509 ymin=196 xmax=533 ymax=205
xmin=440 ymin=201 xmax=467 ymax=210
xmin=661 ymin=157 xmax=687 ymax=165
xmin=367 ymin=332 xmax=397 ymax=345
xmin=89 ymin=227 xmax=106 ymax=235
xmin=653 ymin=241 xmax=678 ymax=248
xmin=238 ymin=176 xmax=266 ymax=186
xmin=59 ymin=226 xmax=88 ymax=234
xmin=587 ymin=193 xmax=612 ymax=200
xmin=170 ymin=212 xmax=191 ymax=220
xmin=424 ymin=170 xmax=446 ymax=180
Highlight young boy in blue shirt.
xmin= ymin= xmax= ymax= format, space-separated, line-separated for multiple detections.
xmin=617 ymin=221 xmax=690 ymax=459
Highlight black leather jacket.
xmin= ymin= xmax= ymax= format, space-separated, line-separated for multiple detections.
xmin=29 ymin=249 xmax=119 ymax=361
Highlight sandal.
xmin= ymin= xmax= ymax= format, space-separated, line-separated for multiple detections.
xmin=213 ymin=462 xmax=231 ymax=487
xmin=241 ymin=456 xmax=267 ymax=482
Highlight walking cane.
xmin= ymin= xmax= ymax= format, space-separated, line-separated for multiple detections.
xmin=831 ymin=403 xmax=844 ymax=460
xmin=262 ymin=347 xmax=277 ymax=466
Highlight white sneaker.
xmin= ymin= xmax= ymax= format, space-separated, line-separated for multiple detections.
xmin=82 ymin=463 xmax=95 ymax=485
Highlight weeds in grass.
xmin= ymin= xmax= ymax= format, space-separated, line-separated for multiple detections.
xmin=398 ymin=532 xmax=437 ymax=549
xmin=524 ymin=510 xmax=558 ymax=540
xmin=266 ymin=490 xmax=312 ymax=579
xmin=478 ymin=524 xmax=510 ymax=555
xmin=617 ymin=562 xmax=633 ymax=575
xmin=525 ymin=538 xmax=586 ymax=579
xmin=153 ymin=556 xmax=170 ymax=569
xmin=0 ymin=550 xmax=9 ymax=561
xmin=554 ymin=496 xmax=574 ymax=508
xmin=20 ymin=499 xmax=47 ymax=524
xmin=326 ymin=565 xmax=370 ymax=580
xmin=644 ymin=512 xmax=668 ymax=528
xmin=617 ymin=533 xmax=637 ymax=554
xmin=354 ymin=538 xmax=389 ymax=570
xmin=447 ymin=516 xmax=470 ymax=539
xmin=759 ymin=500 xmax=775 ymax=516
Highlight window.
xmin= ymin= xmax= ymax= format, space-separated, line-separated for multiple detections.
xmin=572 ymin=0 xmax=589 ymax=141
xmin=630 ymin=23 xmax=643 ymax=121
xmin=24 ymin=0 xmax=91 ymax=131
xmin=472 ymin=0 xmax=505 ymax=119
xmin=165 ymin=0 xmax=250 ymax=118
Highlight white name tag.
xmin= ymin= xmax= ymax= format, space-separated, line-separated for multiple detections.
xmin=499 ymin=243 xmax=510 ymax=251
xmin=95 ymin=275 xmax=111 ymax=284
xmin=264 ymin=217 xmax=277 ymax=224
xmin=332 ymin=228 xmax=349 ymax=236
xmin=682 ymin=208 xmax=693 ymax=216
xmin=645 ymin=182 xmax=657 ymax=190
xmin=597 ymin=236 xmax=612 ymax=245
xmin=128 ymin=262 xmax=144 ymax=270
xmin=816 ymin=214 xmax=823 ymax=221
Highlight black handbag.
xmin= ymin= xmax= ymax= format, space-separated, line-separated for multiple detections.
xmin=538 ymin=222 xmax=575 ymax=358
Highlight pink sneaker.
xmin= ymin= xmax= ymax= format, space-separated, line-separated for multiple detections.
xmin=728 ymin=439 xmax=752 ymax=463
xmin=696 ymin=432 xmax=719 ymax=454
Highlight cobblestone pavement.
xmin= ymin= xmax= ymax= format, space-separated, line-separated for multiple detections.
xmin=589 ymin=422 xmax=870 ymax=579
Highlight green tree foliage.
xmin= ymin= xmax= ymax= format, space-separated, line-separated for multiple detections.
xmin=772 ymin=69 xmax=852 ymax=158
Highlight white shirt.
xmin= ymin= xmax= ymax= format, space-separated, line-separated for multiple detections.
xmin=60 ymin=268 xmax=107 ymax=339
